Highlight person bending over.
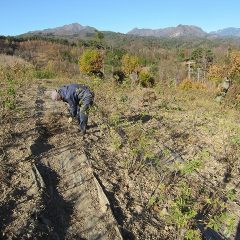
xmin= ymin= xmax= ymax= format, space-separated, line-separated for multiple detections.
xmin=51 ymin=84 xmax=94 ymax=134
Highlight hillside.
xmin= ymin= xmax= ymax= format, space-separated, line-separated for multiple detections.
xmin=0 ymin=24 xmax=240 ymax=239
xmin=1 ymin=66 xmax=240 ymax=239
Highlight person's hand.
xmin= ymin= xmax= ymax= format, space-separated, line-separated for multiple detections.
xmin=68 ymin=117 xmax=73 ymax=123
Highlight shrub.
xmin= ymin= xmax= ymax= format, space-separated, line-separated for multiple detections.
xmin=224 ymin=84 xmax=240 ymax=109
xmin=112 ymin=70 xmax=125 ymax=84
xmin=121 ymin=54 xmax=140 ymax=75
xmin=0 ymin=61 xmax=34 ymax=112
xmin=139 ymin=69 xmax=155 ymax=87
xmin=79 ymin=49 xmax=103 ymax=75
xmin=228 ymin=51 xmax=240 ymax=82
xmin=179 ymin=79 xmax=206 ymax=90
xmin=207 ymin=64 xmax=225 ymax=84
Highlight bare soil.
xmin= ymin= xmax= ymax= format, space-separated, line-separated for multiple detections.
xmin=0 ymin=80 xmax=240 ymax=240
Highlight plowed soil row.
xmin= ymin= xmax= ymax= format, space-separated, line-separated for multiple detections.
xmin=0 ymin=82 xmax=122 ymax=240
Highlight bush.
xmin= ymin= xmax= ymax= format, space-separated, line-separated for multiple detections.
xmin=179 ymin=79 xmax=206 ymax=90
xmin=0 ymin=61 xmax=34 ymax=112
xmin=224 ymin=84 xmax=240 ymax=109
xmin=139 ymin=70 xmax=155 ymax=87
xmin=121 ymin=54 xmax=140 ymax=76
xmin=112 ymin=70 xmax=125 ymax=84
xmin=207 ymin=64 xmax=226 ymax=84
xmin=79 ymin=49 xmax=103 ymax=75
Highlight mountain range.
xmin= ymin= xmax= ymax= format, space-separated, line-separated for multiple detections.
xmin=128 ymin=24 xmax=240 ymax=38
xmin=21 ymin=23 xmax=240 ymax=39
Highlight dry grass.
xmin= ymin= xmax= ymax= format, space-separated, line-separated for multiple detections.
xmin=0 ymin=54 xmax=28 ymax=67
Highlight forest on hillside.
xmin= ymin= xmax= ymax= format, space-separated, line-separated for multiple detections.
xmin=1 ymin=32 xmax=240 ymax=87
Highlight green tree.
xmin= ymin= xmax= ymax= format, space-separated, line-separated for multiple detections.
xmin=177 ymin=48 xmax=186 ymax=62
xmin=205 ymin=49 xmax=214 ymax=66
xmin=95 ymin=30 xmax=104 ymax=42
xmin=105 ymin=48 xmax=126 ymax=68
xmin=191 ymin=48 xmax=204 ymax=66
xmin=191 ymin=48 xmax=213 ymax=68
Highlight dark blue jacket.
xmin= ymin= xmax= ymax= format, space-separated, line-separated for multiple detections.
xmin=58 ymin=84 xmax=94 ymax=117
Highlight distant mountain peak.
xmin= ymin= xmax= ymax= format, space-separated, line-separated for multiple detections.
xmin=128 ymin=24 xmax=207 ymax=38
xmin=56 ymin=23 xmax=86 ymax=32
xmin=210 ymin=27 xmax=240 ymax=37
xmin=27 ymin=22 xmax=96 ymax=36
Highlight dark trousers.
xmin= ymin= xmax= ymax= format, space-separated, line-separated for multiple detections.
xmin=77 ymin=91 xmax=94 ymax=133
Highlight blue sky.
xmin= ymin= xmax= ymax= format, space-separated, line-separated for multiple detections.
xmin=1 ymin=0 xmax=240 ymax=36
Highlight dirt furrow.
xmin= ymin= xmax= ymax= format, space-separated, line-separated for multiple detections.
xmin=0 ymin=84 xmax=43 ymax=239
xmin=25 ymin=84 xmax=123 ymax=240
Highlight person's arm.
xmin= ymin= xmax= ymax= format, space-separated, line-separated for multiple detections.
xmin=68 ymin=100 xmax=78 ymax=117
xmin=59 ymin=85 xmax=78 ymax=117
